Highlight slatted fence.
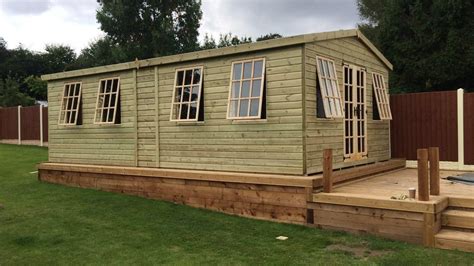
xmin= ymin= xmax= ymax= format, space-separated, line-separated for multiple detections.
xmin=0 ymin=105 xmax=48 ymax=146
xmin=390 ymin=89 xmax=474 ymax=169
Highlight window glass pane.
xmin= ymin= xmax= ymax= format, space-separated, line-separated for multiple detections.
xmin=231 ymin=82 xmax=240 ymax=98
xmin=253 ymin=60 xmax=263 ymax=78
xmin=189 ymin=102 xmax=197 ymax=119
xmin=180 ymin=104 xmax=188 ymax=119
xmin=105 ymin=80 xmax=112 ymax=93
xmin=68 ymin=85 xmax=74 ymax=96
xmin=104 ymin=94 xmax=110 ymax=108
xmin=239 ymin=99 xmax=249 ymax=117
xmin=193 ymin=69 xmax=201 ymax=84
xmin=191 ymin=86 xmax=200 ymax=101
xmin=327 ymin=61 xmax=335 ymax=78
xmin=111 ymin=79 xmax=118 ymax=93
xmin=241 ymin=81 xmax=250 ymax=97
xmin=176 ymin=71 xmax=184 ymax=86
xmin=100 ymin=80 xmax=106 ymax=93
xmin=184 ymin=70 xmax=193 ymax=85
xmin=229 ymin=100 xmax=238 ymax=117
xmin=243 ymin=62 xmax=252 ymax=79
xmin=249 ymin=99 xmax=259 ymax=116
xmin=108 ymin=108 xmax=114 ymax=122
xmin=232 ymin=63 xmax=242 ymax=80
xmin=251 ymin=79 xmax=261 ymax=97
xmin=176 ymin=87 xmax=183 ymax=102
xmin=182 ymin=87 xmax=191 ymax=102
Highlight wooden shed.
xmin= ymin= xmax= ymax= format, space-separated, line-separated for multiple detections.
xmin=38 ymin=29 xmax=397 ymax=224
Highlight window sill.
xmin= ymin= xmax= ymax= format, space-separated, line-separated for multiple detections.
xmin=231 ymin=119 xmax=267 ymax=124
xmin=176 ymin=121 xmax=205 ymax=126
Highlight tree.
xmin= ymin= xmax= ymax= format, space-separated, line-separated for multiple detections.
xmin=42 ymin=44 xmax=76 ymax=73
xmin=256 ymin=33 xmax=282 ymax=41
xmin=24 ymin=75 xmax=47 ymax=101
xmin=200 ymin=33 xmax=217 ymax=50
xmin=357 ymin=0 xmax=474 ymax=92
xmin=217 ymin=33 xmax=252 ymax=48
xmin=0 ymin=77 xmax=34 ymax=107
xmin=73 ymin=37 xmax=128 ymax=69
xmin=96 ymin=0 xmax=202 ymax=60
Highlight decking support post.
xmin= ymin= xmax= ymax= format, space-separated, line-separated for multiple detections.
xmin=323 ymin=149 xmax=333 ymax=193
xmin=428 ymin=147 xmax=440 ymax=195
xmin=417 ymin=148 xmax=429 ymax=201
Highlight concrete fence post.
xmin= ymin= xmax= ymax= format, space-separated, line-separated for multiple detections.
xmin=17 ymin=105 xmax=21 ymax=145
xmin=457 ymin=88 xmax=464 ymax=168
xmin=39 ymin=106 xmax=44 ymax=147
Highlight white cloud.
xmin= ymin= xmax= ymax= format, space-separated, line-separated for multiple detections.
xmin=0 ymin=0 xmax=103 ymax=53
xmin=0 ymin=0 xmax=359 ymax=54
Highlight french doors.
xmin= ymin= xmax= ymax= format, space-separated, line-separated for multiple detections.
xmin=343 ymin=64 xmax=367 ymax=161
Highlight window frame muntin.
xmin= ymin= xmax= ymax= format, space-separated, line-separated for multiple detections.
xmin=372 ymin=72 xmax=392 ymax=120
xmin=169 ymin=65 xmax=204 ymax=122
xmin=226 ymin=58 xmax=266 ymax=120
xmin=315 ymin=55 xmax=344 ymax=119
xmin=58 ymin=81 xmax=82 ymax=126
xmin=93 ymin=77 xmax=121 ymax=125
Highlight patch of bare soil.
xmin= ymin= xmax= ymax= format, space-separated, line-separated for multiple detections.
xmin=326 ymin=244 xmax=392 ymax=259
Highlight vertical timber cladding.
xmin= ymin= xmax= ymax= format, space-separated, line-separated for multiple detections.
xmin=47 ymin=70 xmax=137 ymax=166
xmin=464 ymin=93 xmax=474 ymax=165
xmin=304 ymin=37 xmax=391 ymax=174
xmin=152 ymin=46 xmax=305 ymax=175
xmin=390 ymin=91 xmax=458 ymax=161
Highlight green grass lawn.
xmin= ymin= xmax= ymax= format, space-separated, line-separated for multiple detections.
xmin=0 ymin=144 xmax=473 ymax=265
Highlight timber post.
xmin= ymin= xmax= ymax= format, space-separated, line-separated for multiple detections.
xmin=323 ymin=149 xmax=333 ymax=193
xmin=428 ymin=147 xmax=440 ymax=195
xmin=417 ymin=148 xmax=429 ymax=201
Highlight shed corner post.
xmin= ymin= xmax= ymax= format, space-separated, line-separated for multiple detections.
xmin=457 ymin=88 xmax=464 ymax=169
xmin=39 ymin=105 xmax=44 ymax=147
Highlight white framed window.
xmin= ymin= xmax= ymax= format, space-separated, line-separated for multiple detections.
xmin=58 ymin=82 xmax=82 ymax=125
xmin=372 ymin=72 xmax=392 ymax=120
xmin=170 ymin=66 xmax=204 ymax=121
xmin=227 ymin=58 xmax=265 ymax=119
xmin=94 ymin=77 xmax=121 ymax=124
xmin=316 ymin=56 xmax=344 ymax=118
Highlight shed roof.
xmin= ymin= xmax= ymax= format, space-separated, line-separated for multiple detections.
xmin=42 ymin=29 xmax=392 ymax=81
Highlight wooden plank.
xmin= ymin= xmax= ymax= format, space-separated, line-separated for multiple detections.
xmin=313 ymin=159 xmax=406 ymax=188
xmin=37 ymin=162 xmax=315 ymax=188
xmin=442 ymin=210 xmax=474 ymax=229
xmin=311 ymin=192 xmax=447 ymax=213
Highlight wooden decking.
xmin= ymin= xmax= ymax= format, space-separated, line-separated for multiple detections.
xmin=330 ymin=168 xmax=472 ymax=199
xmin=310 ymin=168 xmax=474 ymax=252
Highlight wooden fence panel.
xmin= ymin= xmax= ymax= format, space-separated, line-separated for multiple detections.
xmin=20 ymin=105 xmax=41 ymax=140
xmin=390 ymin=91 xmax=458 ymax=161
xmin=464 ymin=93 xmax=474 ymax=165
xmin=0 ymin=107 xmax=19 ymax=139
xmin=43 ymin=107 xmax=49 ymax=142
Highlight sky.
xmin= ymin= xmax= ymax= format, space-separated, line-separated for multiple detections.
xmin=0 ymin=0 xmax=360 ymax=54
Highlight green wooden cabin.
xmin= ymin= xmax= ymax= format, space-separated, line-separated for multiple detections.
xmin=42 ymin=29 xmax=393 ymax=176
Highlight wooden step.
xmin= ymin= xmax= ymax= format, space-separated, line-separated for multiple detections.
xmin=435 ymin=229 xmax=474 ymax=252
xmin=442 ymin=209 xmax=474 ymax=229
xmin=449 ymin=196 xmax=474 ymax=209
